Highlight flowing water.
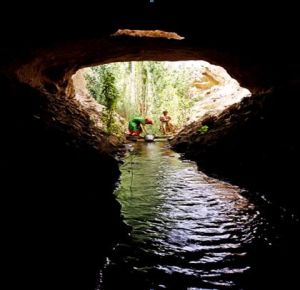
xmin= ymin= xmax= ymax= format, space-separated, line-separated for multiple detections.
xmin=97 ymin=142 xmax=299 ymax=289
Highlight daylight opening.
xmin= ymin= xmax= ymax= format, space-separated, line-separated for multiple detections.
xmin=72 ymin=61 xmax=251 ymax=138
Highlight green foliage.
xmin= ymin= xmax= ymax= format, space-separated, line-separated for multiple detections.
xmin=85 ymin=66 xmax=119 ymax=108
xmin=197 ymin=125 xmax=209 ymax=134
xmin=85 ymin=61 xmax=212 ymax=135
xmin=85 ymin=65 xmax=119 ymax=133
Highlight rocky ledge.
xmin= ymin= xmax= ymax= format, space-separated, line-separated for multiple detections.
xmin=171 ymin=86 xmax=299 ymax=214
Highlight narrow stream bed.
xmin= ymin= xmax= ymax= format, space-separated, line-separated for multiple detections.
xmin=97 ymin=142 xmax=299 ymax=289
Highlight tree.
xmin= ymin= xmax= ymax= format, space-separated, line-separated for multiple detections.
xmin=85 ymin=65 xmax=119 ymax=133
xmin=85 ymin=61 xmax=216 ymax=134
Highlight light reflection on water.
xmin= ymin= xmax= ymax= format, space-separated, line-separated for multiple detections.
xmin=97 ymin=142 xmax=299 ymax=289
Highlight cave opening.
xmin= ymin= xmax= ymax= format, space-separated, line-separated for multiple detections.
xmin=1 ymin=26 xmax=299 ymax=290
xmin=67 ymin=59 xmax=299 ymax=290
xmin=72 ymin=60 xmax=251 ymax=139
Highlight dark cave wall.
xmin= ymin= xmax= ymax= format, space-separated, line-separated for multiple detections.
xmin=171 ymin=86 xmax=300 ymax=214
xmin=1 ymin=1 xmax=300 ymax=289
xmin=1 ymin=77 xmax=127 ymax=290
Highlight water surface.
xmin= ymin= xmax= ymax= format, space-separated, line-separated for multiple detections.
xmin=98 ymin=142 xmax=299 ymax=289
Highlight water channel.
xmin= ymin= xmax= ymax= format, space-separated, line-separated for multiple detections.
xmin=98 ymin=142 xmax=299 ymax=289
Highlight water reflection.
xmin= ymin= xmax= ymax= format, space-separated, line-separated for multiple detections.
xmin=97 ymin=142 xmax=299 ymax=289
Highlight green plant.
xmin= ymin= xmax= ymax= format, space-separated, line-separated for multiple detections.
xmin=85 ymin=65 xmax=119 ymax=133
xmin=197 ymin=125 xmax=209 ymax=134
xmin=85 ymin=61 xmax=217 ymax=135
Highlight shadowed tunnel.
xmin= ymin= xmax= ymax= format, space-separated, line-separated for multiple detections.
xmin=1 ymin=1 xmax=300 ymax=289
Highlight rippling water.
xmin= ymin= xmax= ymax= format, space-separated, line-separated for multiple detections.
xmin=97 ymin=142 xmax=299 ymax=289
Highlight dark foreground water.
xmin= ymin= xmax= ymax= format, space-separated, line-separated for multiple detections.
xmin=97 ymin=142 xmax=299 ymax=290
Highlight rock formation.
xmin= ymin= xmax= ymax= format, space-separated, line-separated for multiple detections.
xmin=1 ymin=1 xmax=300 ymax=289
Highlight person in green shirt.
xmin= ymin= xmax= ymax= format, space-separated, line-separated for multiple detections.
xmin=128 ymin=117 xmax=153 ymax=136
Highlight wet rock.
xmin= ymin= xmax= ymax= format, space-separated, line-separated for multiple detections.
xmin=171 ymin=87 xmax=300 ymax=214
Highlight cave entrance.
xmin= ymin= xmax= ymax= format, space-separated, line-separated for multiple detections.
xmin=72 ymin=60 xmax=251 ymax=138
